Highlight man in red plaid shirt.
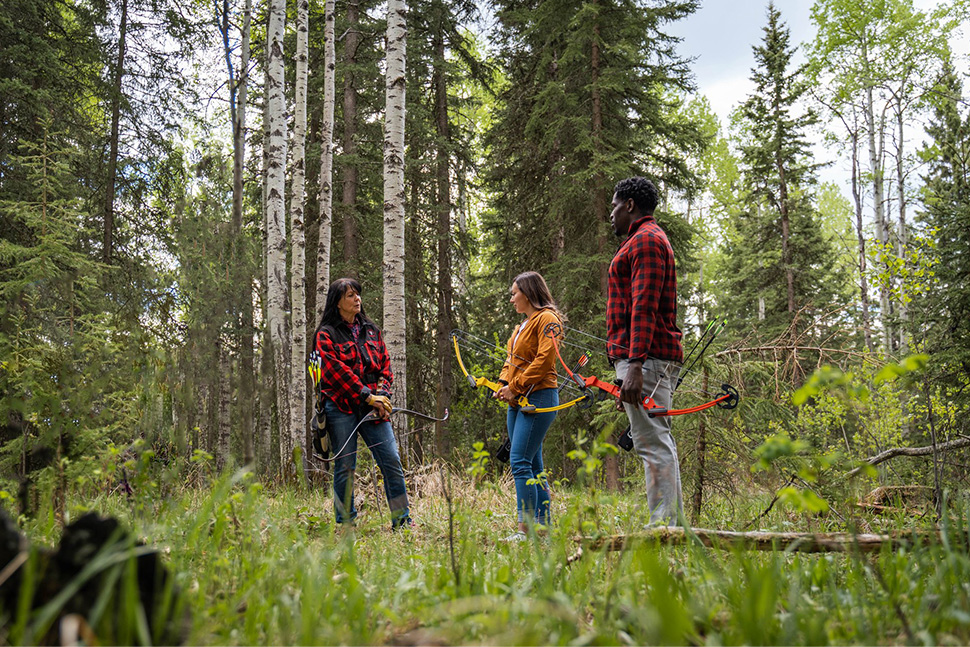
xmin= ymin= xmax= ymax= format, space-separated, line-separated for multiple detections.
xmin=607 ymin=176 xmax=685 ymax=526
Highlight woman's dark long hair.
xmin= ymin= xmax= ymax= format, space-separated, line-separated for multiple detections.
xmin=317 ymin=278 xmax=373 ymax=330
xmin=513 ymin=271 xmax=565 ymax=322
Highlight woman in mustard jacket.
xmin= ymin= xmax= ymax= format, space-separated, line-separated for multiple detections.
xmin=495 ymin=271 xmax=564 ymax=540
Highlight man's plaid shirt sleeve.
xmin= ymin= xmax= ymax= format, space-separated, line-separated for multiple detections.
xmin=627 ymin=232 xmax=666 ymax=361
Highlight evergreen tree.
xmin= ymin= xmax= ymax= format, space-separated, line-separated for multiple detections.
xmin=917 ymin=61 xmax=970 ymax=399
xmin=0 ymin=0 xmax=102 ymax=207
xmin=403 ymin=0 xmax=490 ymax=458
xmin=484 ymin=0 xmax=705 ymax=328
xmin=718 ymin=3 xmax=840 ymax=341
xmin=0 ymin=124 xmax=144 ymax=513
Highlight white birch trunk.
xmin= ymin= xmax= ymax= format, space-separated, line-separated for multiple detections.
xmin=895 ymin=106 xmax=908 ymax=353
xmin=265 ymin=0 xmax=291 ymax=476
xmin=383 ymin=0 xmax=408 ymax=456
xmin=316 ymin=0 xmax=337 ymax=320
xmin=257 ymin=46 xmax=274 ymax=476
xmin=289 ymin=0 xmax=309 ymax=475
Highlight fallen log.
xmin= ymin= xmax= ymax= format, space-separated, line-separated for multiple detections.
xmin=573 ymin=526 xmax=945 ymax=557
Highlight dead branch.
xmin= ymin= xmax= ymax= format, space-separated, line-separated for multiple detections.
xmin=715 ymin=345 xmax=873 ymax=361
xmin=845 ymin=436 xmax=970 ymax=478
xmin=575 ymin=526 xmax=943 ymax=555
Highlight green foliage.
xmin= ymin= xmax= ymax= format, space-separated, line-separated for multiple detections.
xmin=916 ymin=59 xmax=970 ymax=409
xmin=7 ymin=468 xmax=970 ymax=645
xmin=466 ymin=442 xmax=490 ymax=481
xmin=566 ymin=427 xmax=619 ymax=485
xmin=792 ymin=354 xmax=928 ymax=406
xmin=715 ymin=4 xmax=844 ymax=342
xmin=483 ymin=0 xmax=706 ymax=326
xmin=0 ymin=125 xmax=151 ymax=513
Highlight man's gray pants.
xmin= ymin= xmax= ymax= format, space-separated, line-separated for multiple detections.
xmin=615 ymin=358 xmax=683 ymax=526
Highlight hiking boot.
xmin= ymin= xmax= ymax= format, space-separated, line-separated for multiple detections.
xmin=392 ymin=517 xmax=416 ymax=532
xmin=500 ymin=531 xmax=527 ymax=543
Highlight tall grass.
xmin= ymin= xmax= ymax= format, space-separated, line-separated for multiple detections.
xmin=6 ymin=461 xmax=970 ymax=645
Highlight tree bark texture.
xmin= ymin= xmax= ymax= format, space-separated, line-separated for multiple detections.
xmin=862 ymin=44 xmax=892 ymax=354
xmin=895 ymin=105 xmax=908 ymax=352
xmin=383 ymin=0 xmax=408 ymax=455
xmin=690 ymin=369 xmax=709 ymax=522
xmin=217 ymin=340 xmax=231 ymax=470
xmin=573 ymin=527 xmax=945 ymax=557
xmin=103 ymin=0 xmax=128 ymax=264
xmin=850 ymin=125 xmax=875 ymax=353
xmin=845 ymin=436 xmax=970 ymax=478
xmin=341 ymin=0 xmax=361 ymax=273
xmin=316 ymin=0 xmax=337 ymax=322
xmin=265 ymin=0 xmax=291 ymax=476
xmin=590 ymin=14 xmax=618 ymax=490
xmin=289 ymin=0 xmax=310 ymax=475
xmin=240 ymin=0 xmax=256 ymax=465
xmin=433 ymin=31 xmax=453 ymax=457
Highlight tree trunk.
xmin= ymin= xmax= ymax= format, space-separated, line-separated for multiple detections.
xmin=776 ymin=149 xmax=795 ymax=314
xmin=590 ymin=15 xmax=618 ymax=491
xmin=228 ymin=0 xmax=255 ymax=466
xmin=257 ymin=48 xmax=273 ymax=477
xmin=103 ymin=0 xmax=128 ymax=264
xmin=217 ymin=340 xmax=231 ymax=470
xmin=895 ymin=105 xmax=908 ymax=352
xmin=383 ymin=0 xmax=408 ymax=456
xmin=433 ymin=31 xmax=453 ymax=458
xmin=265 ymin=0 xmax=291 ymax=477
xmin=316 ymin=0 xmax=337 ymax=321
xmin=690 ymin=369 xmax=709 ymax=523
xmin=341 ymin=0 xmax=361 ymax=273
xmin=862 ymin=47 xmax=890 ymax=353
xmin=289 ymin=0 xmax=310 ymax=478
xmin=850 ymin=125 xmax=875 ymax=353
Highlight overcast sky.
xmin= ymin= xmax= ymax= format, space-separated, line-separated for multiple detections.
xmin=667 ymin=0 xmax=816 ymax=125
xmin=665 ymin=0 xmax=967 ymax=193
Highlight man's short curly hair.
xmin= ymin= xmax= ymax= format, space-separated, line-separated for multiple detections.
xmin=614 ymin=176 xmax=659 ymax=215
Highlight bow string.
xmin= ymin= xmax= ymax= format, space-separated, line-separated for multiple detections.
xmin=451 ymin=329 xmax=594 ymax=414
xmin=540 ymin=320 xmax=740 ymax=418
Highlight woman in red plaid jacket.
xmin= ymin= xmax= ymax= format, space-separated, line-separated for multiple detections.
xmin=311 ymin=278 xmax=414 ymax=531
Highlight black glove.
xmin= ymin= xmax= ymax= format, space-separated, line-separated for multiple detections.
xmin=496 ymin=436 xmax=511 ymax=463
xmin=616 ymin=425 xmax=634 ymax=452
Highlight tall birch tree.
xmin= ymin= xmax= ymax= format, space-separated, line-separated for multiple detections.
xmin=383 ymin=0 xmax=408 ymax=452
xmin=316 ymin=0 xmax=337 ymax=320
xmin=264 ymin=0 xmax=291 ymax=475
xmin=808 ymin=0 xmax=956 ymax=354
xmin=289 ymin=0 xmax=310 ymax=469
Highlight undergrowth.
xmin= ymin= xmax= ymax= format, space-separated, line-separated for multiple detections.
xmin=4 ymin=458 xmax=970 ymax=646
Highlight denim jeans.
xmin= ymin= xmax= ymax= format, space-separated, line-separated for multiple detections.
xmin=323 ymin=399 xmax=410 ymax=526
xmin=615 ymin=359 xmax=682 ymax=525
xmin=506 ymin=387 xmax=558 ymax=525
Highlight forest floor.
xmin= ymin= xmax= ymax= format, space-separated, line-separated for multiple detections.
xmin=7 ymin=461 xmax=970 ymax=645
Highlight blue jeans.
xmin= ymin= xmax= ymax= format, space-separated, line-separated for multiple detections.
xmin=506 ymin=388 xmax=558 ymax=525
xmin=324 ymin=399 xmax=410 ymax=526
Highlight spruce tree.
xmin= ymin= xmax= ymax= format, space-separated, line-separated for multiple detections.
xmin=718 ymin=3 xmax=840 ymax=341
xmin=917 ymin=61 xmax=970 ymax=398
xmin=484 ymin=0 xmax=704 ymax=326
